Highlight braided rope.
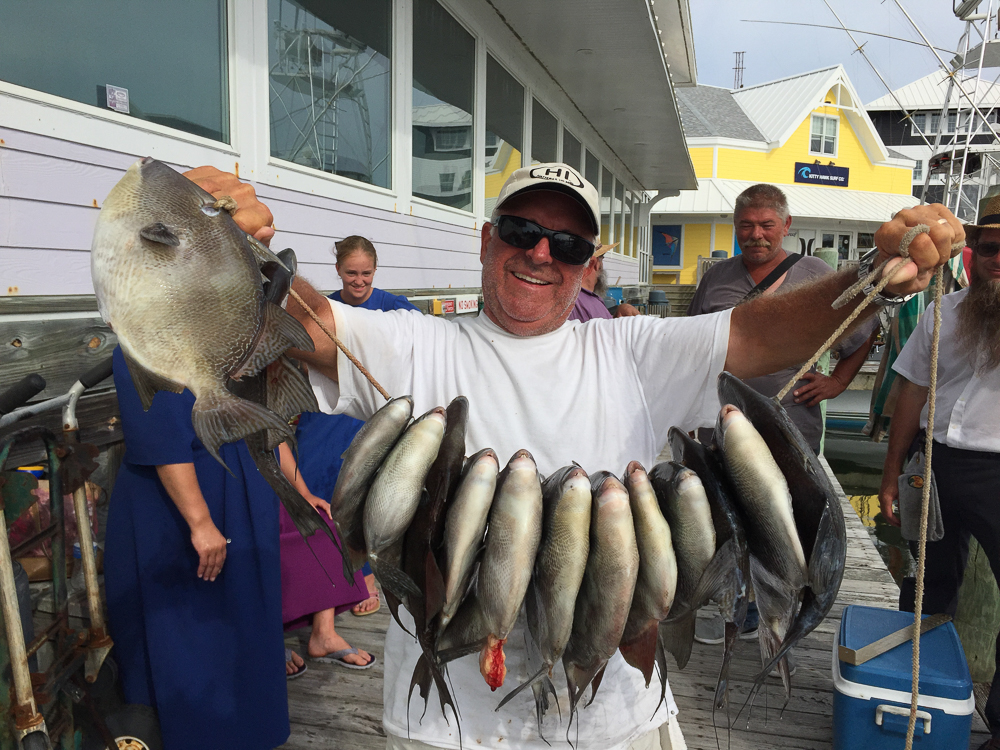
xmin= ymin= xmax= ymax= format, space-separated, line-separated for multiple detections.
xmin=288 ymin=288 xmax=392 ymax=401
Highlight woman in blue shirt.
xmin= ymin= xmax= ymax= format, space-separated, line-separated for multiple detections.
xmin=283 ymin=236 xmax=418 ymax=668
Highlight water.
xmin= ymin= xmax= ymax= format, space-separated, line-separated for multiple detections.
xmin=825 ymin=433 xmax=914 ymax=586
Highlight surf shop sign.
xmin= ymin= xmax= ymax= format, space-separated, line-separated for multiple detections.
xmin=794 ymin=162 xmax=849 ymax=187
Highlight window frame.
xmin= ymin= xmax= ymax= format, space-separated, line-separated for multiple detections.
xmin=809 ymin=113 xmax=839 ymax=157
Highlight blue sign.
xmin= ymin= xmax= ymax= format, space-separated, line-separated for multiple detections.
xmin=651 ymin=224 xmax=682 ymax=266
xmin=794 ymin=162 xmax=849 ymax=187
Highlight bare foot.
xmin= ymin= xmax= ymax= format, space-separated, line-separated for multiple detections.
xmin=352 ymin=574 xmax=380 ymax=615
xmin=286 ymin=649 xmax=305 ymax=676
xmin=308 ymin=630 xmax=372 ymax=666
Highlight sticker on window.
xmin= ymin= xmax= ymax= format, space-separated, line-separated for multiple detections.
xmin=106 ymin=85 xmax=130 ymax=114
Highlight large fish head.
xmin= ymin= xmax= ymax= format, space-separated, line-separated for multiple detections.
xmin=592 ymin=473 xmax=630 ymax=513
xmin=623 ymin=460 xmax=651 ymax=495
xmin=715 ymin=404 xmax=748 ymax=447
xmin=414 ymin=405 xmax=448 ymax=434
xmin=503 ymin=449 xmax=538 ymax=478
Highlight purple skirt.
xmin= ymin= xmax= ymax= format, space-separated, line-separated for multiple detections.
xmin=279 ymin=505 xmax=367 ymax=629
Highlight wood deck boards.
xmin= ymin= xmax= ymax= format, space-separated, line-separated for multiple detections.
xmin=281 ymin=457 xmax=992 ymax=749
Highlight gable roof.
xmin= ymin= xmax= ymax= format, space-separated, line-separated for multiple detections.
xmin=676 ymin=85 xmax=764 ymax=141
xmin=730 ymin=64 xmax=888 ymax=163
xmin=866 ymin=69 xmax=1000 ymax=110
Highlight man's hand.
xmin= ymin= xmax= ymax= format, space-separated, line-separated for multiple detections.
xmin=184 ymin=166 xmax=275 ymax=246
xmin=873 ymin=204 xmax=964 ymax=297
xmin=878 ymin=471 xmax=901 ymax=528
xmin=614 ymin=303 xmax=641 ymax=318
xmin=190 ymin=517 xmax=228 ymax=581
xmin=792 ymin=371 xmax=848 ymax=407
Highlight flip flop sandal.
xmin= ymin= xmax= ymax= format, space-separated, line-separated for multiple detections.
xmin=351 ymin=590 xmax=381 ymax=617
xmin=285 ymin=648 xmax=307 ymax=680
xmin=310 ymin=647 xmax=377 ymax=670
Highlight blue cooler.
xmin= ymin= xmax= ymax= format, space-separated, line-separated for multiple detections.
xmin=833 ymin=605 xmax=973 ymax=749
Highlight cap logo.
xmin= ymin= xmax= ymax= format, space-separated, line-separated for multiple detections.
xmin=528 ymin=166 xmax=584 ymax=189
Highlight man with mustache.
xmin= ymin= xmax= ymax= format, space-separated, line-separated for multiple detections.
xmin=879 ymin=197 xmax=1000 ymax=750
xmin=189 ymin=163 xmax=960 ymax=750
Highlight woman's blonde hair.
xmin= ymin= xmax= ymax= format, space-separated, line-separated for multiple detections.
xmin=334 ymin=235 xmax=378 ymax=267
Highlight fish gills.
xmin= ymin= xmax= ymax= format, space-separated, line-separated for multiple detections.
xmin=563 ymin=472 xmax=639 ymax=712
xmin=364 ymin=407 xmax=447 ymax=600
xmin=332 ymin=395 xmax=414 ymax=569
xmin=440 ymin=448 xmax=498 ymax=630
xmin=620 ymin=461 xmax=678 ymax=688
xmin=477 ymin=449 xmax=543 ymax=691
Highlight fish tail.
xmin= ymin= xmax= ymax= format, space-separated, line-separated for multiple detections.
xmin=619 ymin=622 xmax=659 ymax=688
xmin=533 ymin=674 xmax=559 ymax=742
xmin=658 ymin=613 xmax=696 ymax=670
xmin=370 ymin=555 xmax=423 ymax=601
xmin=495 ymin=663 xmax=549 ymax=711
xmin=192 ymin=390 xmax=293 ymax=469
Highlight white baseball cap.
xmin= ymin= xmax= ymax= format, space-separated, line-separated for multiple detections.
xmin=493 ymin=163 xmax=600 ymax=235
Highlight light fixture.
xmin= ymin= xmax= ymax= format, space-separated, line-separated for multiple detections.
xmin=576 ymin=48 xmax=594 ymax=56
xmin=615 ymin=107 xmax=626 ymax=113
xmin=828 ymin=160 xmax=835 ymax=166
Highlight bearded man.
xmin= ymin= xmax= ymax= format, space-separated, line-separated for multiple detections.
xmin=879 ymin=204 xmax=1000 ymax=750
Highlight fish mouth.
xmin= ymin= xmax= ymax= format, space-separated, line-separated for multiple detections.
xmin=626 ymin=460 xmax=646 ymax=477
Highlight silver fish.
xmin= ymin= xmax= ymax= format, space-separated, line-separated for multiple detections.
xmin=619 ymin=461 xmax=677 ymax=690
xmin=496 ymin=464 xmax=591 ymax=736
xmin=91 ymin=157 xmax=312 ymax=466
xmin=440 ymin=448 xmax=499 ymax=630
xmin=364 ymin=406 xmax=447 ymax=600
xmin=332 ymin=395 xmax=414 ymax=570
xmin=562 ymin=472 xmax=639 ymax=724
xmin=477 ymin=449 xmax=543 ymax=691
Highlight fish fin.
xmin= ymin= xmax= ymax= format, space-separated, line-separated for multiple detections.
xmin=585 ymin=664 xmax=608 ymax=708
xmin=245 ymin=232 xmax=287 ymax=270
xmin=495 ymin=664 xmax=549 ymax=711
xmin=232 ymin=302 xmax=315 ymax=380
xmin=714 ymin=620 xmax=740 ymax=711
xmin=190 ymin=391 xmax=292 ymax=471
xmin=691 ymin=538 xmax=739 ymax=607
xmin=371 ymin=557 xmax=423 ymax=601
xmin=139 ymin=221 xmax=180 ymax=247
xmin=652 ymin=632 xmax=669 ymax=719
xmin=264 ymin=356 xmax=318 ymax=423
xmin=383 ymin=588 xmax=416 ymax=638
xmin=121 ymin=351 xmax=184 ymax=411
xmin=534 ymin=675 xmax=560 ymax=741
xmin=619 ymin=621 xmax=659 ymax=688
xmin=424 ymin=550 xmax=446 ymax=623
xmin=659 ymin=614 xmax=695 ymax=670
xmin=408 ymin=653 xmax=434 ymax=725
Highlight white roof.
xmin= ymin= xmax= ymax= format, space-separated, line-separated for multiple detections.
xmin=731 ymin=65 xmax=888 ymax=163
xmin=866 ymin=69 xmax=1000 ymax=110
xmin=649 ymin=178 xmax=918 ymax=224
xmin=411 ymin=103 xmax=472 ymax=127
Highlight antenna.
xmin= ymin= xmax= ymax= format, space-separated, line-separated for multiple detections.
xmin=733 ymin=51 xmax=746 ymax=89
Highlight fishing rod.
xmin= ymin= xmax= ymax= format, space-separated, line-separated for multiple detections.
xmin=740 ymin=19 xmax=957 ymax=54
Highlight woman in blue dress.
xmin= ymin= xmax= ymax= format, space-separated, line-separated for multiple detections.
xmin=285 ymin=236 xmax=418 ymax=667
xmin=104 ymin=345 xmax=289 ymax=749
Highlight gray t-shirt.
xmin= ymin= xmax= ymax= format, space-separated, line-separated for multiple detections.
xmin=687 ymin=253 xmax=874 ymax=450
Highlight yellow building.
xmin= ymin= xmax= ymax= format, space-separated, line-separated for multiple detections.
xmin=651 ymin=65 xmax=917 ymax=285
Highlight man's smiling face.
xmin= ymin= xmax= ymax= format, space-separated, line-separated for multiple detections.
xmin=480 ymin=191 xmax=594 ymax=336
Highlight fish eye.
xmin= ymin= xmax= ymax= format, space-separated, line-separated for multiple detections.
xmin=201 ymin=204 xmax=220 ymax=217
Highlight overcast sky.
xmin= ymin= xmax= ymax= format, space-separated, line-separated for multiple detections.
xmin=690 ymin=0 xmax=977 ymax=104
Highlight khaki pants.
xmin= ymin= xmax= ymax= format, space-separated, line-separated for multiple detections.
xmin=385 ymin=718 xmax=687 ymax=750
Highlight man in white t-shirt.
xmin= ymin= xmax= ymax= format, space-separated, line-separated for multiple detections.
xmin=189 ymin=163 xmax=961 ymax=750
xmin=878 ymin=209 xmax=1000 ymax=750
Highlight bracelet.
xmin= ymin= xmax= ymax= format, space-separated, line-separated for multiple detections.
xmin=857 ymin=249 xmax=916 ymax=307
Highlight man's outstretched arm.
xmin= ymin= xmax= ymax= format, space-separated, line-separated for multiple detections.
xmin=725 ymin=204 xmax=963 ymax=379
xmin=287 ymin=277 xmax=339 ymax=383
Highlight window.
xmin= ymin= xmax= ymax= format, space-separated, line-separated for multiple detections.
xmin=858 ymin=233 xmax=875 ymax=250
xmin=809 ymin=114 xmax=838 ymax=155
xmin=585 ymin=150 xmax=600 ymax=189
xmin=615 ymin=180 xmax=626 ymax=253
xmin=821 ymin=233 xmax=835 ymax=248
xmin=632 ymin=196 xmax=641 ymax=259
xmin=484 ymin=55 xmax=524 ymax=218
xmin=269 ymin=0 xmax=391 ymax=186
xmin=931 ymin=112 xmax=941 ymax=134
xmin=531 ymin=99 xmax=558 ymax=164
xmin=411 ymin=0 xmax=475 ymax=211
xmin=948 ymin=112 xmax=957 ymax=133
xmin=623 ymin=191 xmax=633 ymax=258
xmin=1 ymin=1 xmax=229 ymax=142
xmin=913 ymin=160 xmax=923 ymax=181
xmin=601 ymin=168 xmax=614 ymax=245
xmin=563 ymin=130 xmax=582 ymax=170
xmin=912 ymin=113 xmax=926 ymax=134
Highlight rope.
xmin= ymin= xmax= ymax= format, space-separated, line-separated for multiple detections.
xmin=287 ymin=288 xmax=392 ymax=402
xmin=774 ymin=225 xmax=930 ymax=402
xmin=905 ymin=266 xmax=945 ymax=750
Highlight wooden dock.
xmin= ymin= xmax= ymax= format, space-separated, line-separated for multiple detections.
xmin=281 ymin=457 xmax=992 ymax=749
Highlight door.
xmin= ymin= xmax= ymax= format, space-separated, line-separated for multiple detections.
xmin=838 ymin=233 xmax=852 ymax=262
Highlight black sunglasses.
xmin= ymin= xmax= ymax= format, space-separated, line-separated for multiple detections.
xmin=975 ymin=242 xmax=1000 ymax=258
xmin=494 ymin=215 xmax=595 ymax=265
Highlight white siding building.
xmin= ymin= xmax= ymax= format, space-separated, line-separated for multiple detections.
xmin=0 ymin=0 xmax=698 ymax=297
